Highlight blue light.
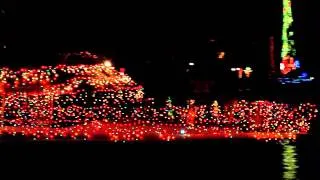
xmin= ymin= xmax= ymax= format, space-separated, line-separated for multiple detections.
xmin=301 ymin=72 xmax=308 ymax=78
xmin=294 ymin=60 xmax=300 ymax=69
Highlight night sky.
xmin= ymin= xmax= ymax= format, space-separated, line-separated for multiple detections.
xmin=0 ymin=1 xmax=318 ymax=84
xmin=2 ymin=1 xmax=280 ymax=62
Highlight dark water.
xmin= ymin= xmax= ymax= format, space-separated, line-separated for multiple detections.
xmin=0 ymin=135 xmax=318 ymax=179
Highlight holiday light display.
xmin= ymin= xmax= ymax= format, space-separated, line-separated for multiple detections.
xmin=211 ymin=100 xmax=221 ymax=117
xmin=231 ymin=67 xmax=252 ymax=79
xmin=280 ymin=0 xmax=300 ymax=75
xmin=0 ymin=52 xmax=317 ymax=142
xmin=278 ymin=0 xmax=315 ymax=84
xmin=0 ymin=52 xmax=144 ymax=127
xmin=278 ymin=71 xmax=315 ymax=84
xmin=280 ymin=55 xmax=297 ymax=75
xmin=243 ymin=67 xmax=252 ymax=78
xmin=281 ymin=0 xmax=295 ymax=59
xmin=280 ymin=0 xmax=306 ymax=77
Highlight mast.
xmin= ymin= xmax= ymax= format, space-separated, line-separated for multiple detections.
xmin=269 ymin=36 xmax=275 ymax=75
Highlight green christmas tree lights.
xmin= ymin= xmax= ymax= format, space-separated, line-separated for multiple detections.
xmin=166 ymin=97 xmax=174 ymax=118
xmin=281 ymin=0 xmax=296 ymax=58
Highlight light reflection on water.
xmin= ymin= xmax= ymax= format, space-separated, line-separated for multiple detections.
xmin=282 ymin=140 xmax=298 ymax=180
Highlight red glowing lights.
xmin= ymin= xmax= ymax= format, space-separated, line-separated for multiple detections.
xmin=0 ymin=53 xmax=317 ymax=142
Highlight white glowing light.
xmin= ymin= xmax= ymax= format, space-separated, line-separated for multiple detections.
xmin=280 ymin=63 xmax=285 ymax=70
xmin=180 ymin=129 xmax=186 ymax=135
xmin=231 ymin=68 xmax=236 ymax=71
xmin=104 ymin=60 xmax=112 ymax=67
xmin=244 ymin=67 xmax=253 ymax=78
xmin=188 ymin=62 xmax=195 ymax=66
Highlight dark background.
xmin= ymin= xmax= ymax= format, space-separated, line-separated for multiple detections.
xmin=0 ymin=0 xmax=318 ymax=99
xmin=1 ymin=1 xmax=281 ymax=65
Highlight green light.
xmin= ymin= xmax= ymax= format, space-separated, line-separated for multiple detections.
xmin=282 ymin=140 xmax=298 ymax=180
xmin=281 ymin=0 xmax=296 ymax=58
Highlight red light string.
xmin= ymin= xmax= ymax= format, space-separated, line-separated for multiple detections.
xmin=0 ymin=54 xmax=317 ymax=142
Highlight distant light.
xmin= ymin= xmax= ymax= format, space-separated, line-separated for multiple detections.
xmin=301 ymin=72 xmax=308 ymax=78
xmin=294 ymin=60 xmax=300 ymax=69
xmin=180 ymin=129 xmax=186 ymax=135
xmin=218 ymin=51 xmax=225 ymax=59
xmin=238 ymin=68 xmax=243 ymax=79
xmin=310 ymin=77 xmax=315 ymax=80
xmin=120 ymin=68 xmax=125 ymax=75
xmin=189 ymin=99 xmax=195 ymax=105
xmin=244 ymin=67 xmax=253 ymax=78
xmin=280 ymin=63 xmax=285 ymax=70
xmin=231 ymin=68 xmax=236 ymax=71
xmin=3 ymin=44 xmax=6 ymax=49
xmin=188 ymin=62 xmax=195 ymax=66
xmin=236 ymin=68 xmax=240 ymax=71
xmin=120 ymin=68 xmax=125 ymax=73
xmin=104 ymin=60 xmax=112 ymax=67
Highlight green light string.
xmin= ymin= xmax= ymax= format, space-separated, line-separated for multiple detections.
xmin=282 ymin=140 xmax=298 ymax=180
xmin=166 ymin=97 xmax=174 ymax=118
xmin=281 ymin=0 xmax=296 ymax=58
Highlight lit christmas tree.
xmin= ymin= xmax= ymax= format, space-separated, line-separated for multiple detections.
xmin=211 ymin=100 xmax=221 ymax=117
xmin=159 ymin=96 xmax=182 ymax=123
xmin=166 ymin=97 xmax=174 ymax=119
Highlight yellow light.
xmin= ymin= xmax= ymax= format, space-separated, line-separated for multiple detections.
xmin=218 ymin=51 xmax=225 ymax=59
xmin=244 ymin=67 xmax=253 ymax=78
xmin=104 ymin=60 xmax=112 ymax=67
